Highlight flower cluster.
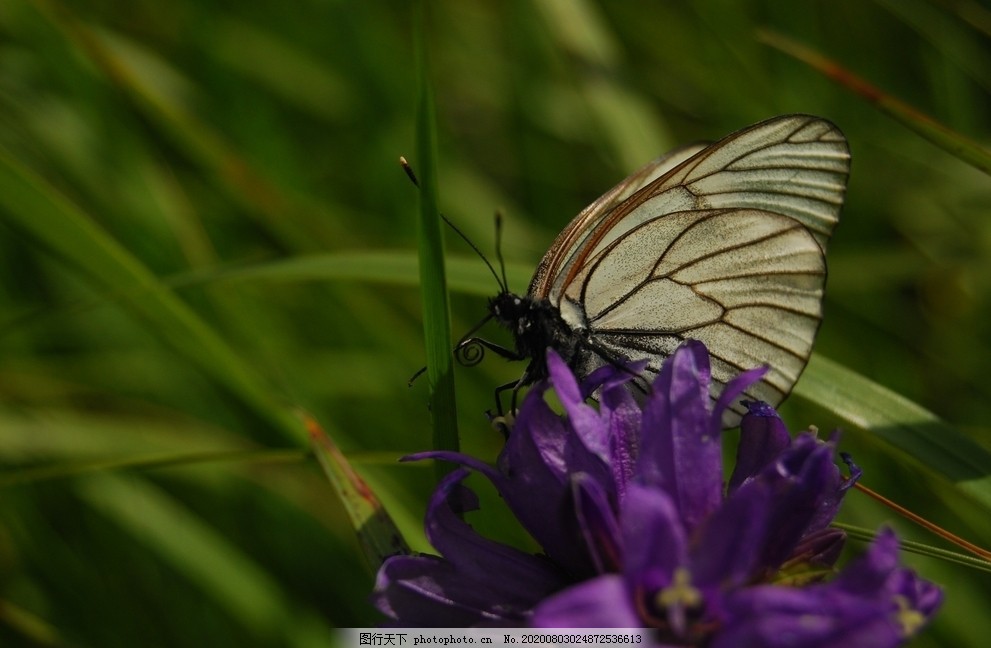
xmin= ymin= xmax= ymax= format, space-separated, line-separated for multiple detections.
xmin=374 ymin=341 xmax=941 ymax=645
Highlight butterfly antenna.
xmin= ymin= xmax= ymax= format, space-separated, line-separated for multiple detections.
xmin=400 ymin=155 xmax=505 ymax=291
xmin=399 ymin=154 xmax=507 ymax=291
xmin=440 ymin=214 xmax=506 ymax=292
xmin=399 ymin=156 xmax=419 ymax=187
xmin=494 ymin=211 xmax=509 ymax=293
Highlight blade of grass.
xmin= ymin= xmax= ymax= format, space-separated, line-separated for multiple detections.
xmin=854 ymin=481 xmax=991 ymax=561
xmin=0 ymin=448 xmax=306 ymax=489
xmin=308 ymin=416 xmax=409 ymax=570
xmin=0 ymin=252 xmax=534 ymax=352
xmin=534 ymin=0 xmax=669 ymax=170
xmin=940 ymin=0 xmax=991 ymax=38
xmin=834 ymin=523 xmax=991 ymax=574
xmin=30 ymin=0 xmax=334 ymax=250
xmin=413 ymin=1 xmax=459 ymax=469
xmin=202 ymin=252 xmax=532 ymax=297
xmin=0 ymin=599 xmax=62 ymax=646
xmin=757 ymin=29 xmax=991 ymax=176
xmin=872 ymin=0 xmax=991 ymax=93
xmin=78 ymin=474 xmax=299 ymax=639
xmin=795 ymin=354 xmax=991 ymax=513
xmin=0 ymin=149 xmax=304 ymax=445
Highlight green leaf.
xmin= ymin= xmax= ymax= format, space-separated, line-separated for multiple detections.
xmin=32 ymin=3 xmax=328 ymax=250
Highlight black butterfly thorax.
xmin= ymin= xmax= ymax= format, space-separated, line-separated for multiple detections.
xmin=489 ymin=291 xmax=586 ymax=383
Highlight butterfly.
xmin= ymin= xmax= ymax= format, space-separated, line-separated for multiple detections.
xmin=456 ymin=114 xmax=850 ymax=425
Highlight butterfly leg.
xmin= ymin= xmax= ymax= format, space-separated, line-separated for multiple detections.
xmin=488 ymin=379 xmax=523 ymax=437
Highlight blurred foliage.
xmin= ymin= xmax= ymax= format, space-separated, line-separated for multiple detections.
xmin=0 ymin=0 xmax=989 ymax=645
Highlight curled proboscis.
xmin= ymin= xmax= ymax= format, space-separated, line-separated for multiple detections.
xmin=455 ymin=337 xmax=486 ymax=367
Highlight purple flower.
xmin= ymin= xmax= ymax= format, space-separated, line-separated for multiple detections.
xmin=373 ymin=341 xmax=941 ymax=645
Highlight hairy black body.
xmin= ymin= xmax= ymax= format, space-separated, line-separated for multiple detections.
xmin=455 ymin=292 xmax=591 ymax=414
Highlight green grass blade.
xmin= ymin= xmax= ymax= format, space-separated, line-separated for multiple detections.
xmin=796 ymin=354 xmax=991 ymax=512
xmin=78 ymin=474 xmax=305 ymax=640
xmin=0 ymin=150 xmax=303 ymax=444
xmin=199 ymin=252 xmax=532 ymax=298
xmin=534 ymin=0 xmax=668 ymax=170
xmin=0 ymin=599 xmax=62 ymax=646
xmin=835 ymin=523 xmax=991 ymax=574
xmin=413 ymin=1 xmax=459 ymax=464
xmin=0 ymin=449 xmax=305 ymax=488
xmin=308 ymin=417 xmax=410 ymax=570
xmin=758 ymin=29 xmax=991 ymax=176
xmin=31 ymin=0 xmax=327 ymax=250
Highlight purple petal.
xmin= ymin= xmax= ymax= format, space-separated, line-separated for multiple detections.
xmin=372 ymin=469 xmax=576 ymax=627
xmin=572 ymin=473 xmax=623 ymax=574
xmin=600 ymin=380 xmax=642 ymax=499
xmin=411 ymin=399 xmax=598 ymax=578
xmin=620 ymin=484 xmax=686 ymax=593
xmin=580 ymin=358 xmax=647 ymax=400
xmin=639 ymin=341 xmax=722 ymax=531
xmin=792 ymin=436 xmax=847 ymax=536
xmin=747 ymin=434 xmax=844 ymax=568
xmin=373 ymin=555 xmax=523 ymax=627
xmin=728 ymin=401 xmax=791 ymax=494
xmin=714 ymin=528 xmax=941 ymax=647
xmin=783 ymin=527 xmax=847 ymax=572
xmin=887 ymin=568 xmax=943 ymax=620
xmin=531 ymin=575 xmax=641 ymax=628
xmin=403 ymin=450 xmax=501 ymax=482
xmin=500 ymin=381 xmax=573 ymax=483
xmin=832 ymin=527 xmax=900 ymax=595
xmin=495 ymin=385 xmax=599 ymax=576
xmin=834 ymin=529 xmax=942 ymax=634
xmin=712 ymin=584 xmax=903 ymax=648
xmin=547 ymin=349 xmax=584 ymax=415
xmin=425 ymin=469 xmax=568 ymax=597
xmin=839 ymin=451 xmax=863 ymax=493
xmin=548 ymin=350 xmax=611 ymax=465
xmin=714 ymin=365 xmax=769 ymax=432
xmin=690 ymin=478 xmax=772 ymax=589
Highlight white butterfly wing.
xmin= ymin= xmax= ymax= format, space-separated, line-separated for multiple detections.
xmin=649 ymin=116 xmax=848 ymax=250
xmin=532 ymin=115 xmax=849 ymax=301
xmin=527 ymin=142 xmax=707 ymax=296
xmin=565 ymin=208 xmax=827 ymax=423
xmin=528 ymin=115 xmax=850 ymax=423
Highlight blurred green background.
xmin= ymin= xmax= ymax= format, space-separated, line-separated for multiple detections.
xmin=0 ymin=0 xmax=989 ymax=645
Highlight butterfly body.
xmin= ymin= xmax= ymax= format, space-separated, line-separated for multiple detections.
xmin=461 ymin=115 xmax=850 ymax=424
xmin=487 ymin=290 xmax=587 ymax=387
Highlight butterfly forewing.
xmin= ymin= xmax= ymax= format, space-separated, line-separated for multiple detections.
xmin=526 ymin=115 xmax=849 ymax=424
xmin=528 ymin=142 xmax=708 ymax=298
xmin=655 ymin=116 xmax=848 ymax=249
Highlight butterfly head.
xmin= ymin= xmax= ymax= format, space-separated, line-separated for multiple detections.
xmin=489 ymin=291 xmax=534 ymax=337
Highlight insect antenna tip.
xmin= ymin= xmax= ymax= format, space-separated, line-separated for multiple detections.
xmin=399 ymin=156 xmax=419 ymax=187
